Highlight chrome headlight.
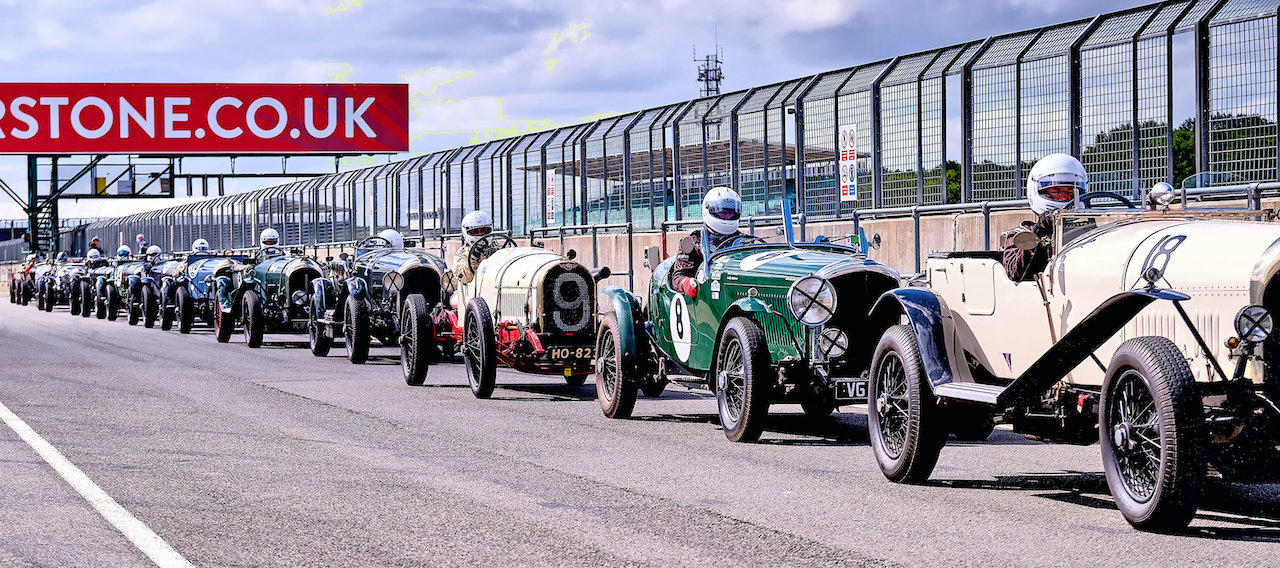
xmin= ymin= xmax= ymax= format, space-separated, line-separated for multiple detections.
xmin=817 ymin=327 xmax=849 ymax=359
xmin=1234 ymin=305 xmax=1273 ymax=344
xmin=788 ymin=275 xmax=837 ymax=327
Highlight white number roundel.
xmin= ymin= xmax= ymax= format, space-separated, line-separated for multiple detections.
xmin=669 ymin=294 xmax=692 ymax=361
xmin=740 ymin=250 xmax=802 ymax=271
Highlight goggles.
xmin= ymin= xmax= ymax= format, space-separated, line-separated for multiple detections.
xmin=466 ymin=226 xmax=493 ymax=237
xmin=706 ymin=202 xmax=742 ymax=221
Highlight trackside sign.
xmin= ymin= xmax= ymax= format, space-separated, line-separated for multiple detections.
xmin=0 ymin=83 xmax=409 ymax=154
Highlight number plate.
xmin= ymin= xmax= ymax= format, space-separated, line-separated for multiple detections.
xmin=835 ymin=379 xmax=868 ymax=401
xmin=547 ymin=346 xmax=594 ymax=360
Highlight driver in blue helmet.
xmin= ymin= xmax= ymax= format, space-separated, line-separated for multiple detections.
xmin=671 ymin=187 xmax=743 ymax=298
xmin=1002 ymin=153 xmax=1087 ymax=282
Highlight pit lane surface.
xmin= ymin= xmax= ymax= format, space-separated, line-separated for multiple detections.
xmin=1 ymin=300 xmax=1278 ymax=567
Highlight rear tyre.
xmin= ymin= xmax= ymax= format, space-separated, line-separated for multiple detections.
xmin=105 ymin=284 xmax=120 ymax=321
xmin=715 ymin=317 xmax=772 ymax=443
xmin=308 ymin=292 xmax=332 ymax=356
xmin=142 ymin=286 xmax=158 ymax=328
xmin=241 ymin=289 xmax=265 ymax=348
xmin=175 ymin=286 xmax=194 ymax=333
xmin=127 ymin=291 xmax=141 ymax=325
xmin=463 ymin=298 xmax=497 ymax=399
xmin=78 ymin=281 xmax=93 ymax=318
xmin=596 ymin=313 xmax=637 ymax=418
xmin=868 ymin=325 xmax=947 ymax=483
xmin=69 ymin=285 xmax=82 ymax=316
xmin=212 ymin=283 xmax=233 ymax=343
xmin=343 ymin=294 xmax=371 ymax=364
xmin=1100 ymin=336 xmax=1206 ymax=532
xmin=400 ymin=293 xmax=431 ymax=386
xmin=159 ymin=287 xmax=174 ymax=330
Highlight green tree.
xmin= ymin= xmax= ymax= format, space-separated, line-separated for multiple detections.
xmin=1171 ymin=118 xmax=1195 ymax=187
xmin=945 ymin=160 xmax=961 ymax=203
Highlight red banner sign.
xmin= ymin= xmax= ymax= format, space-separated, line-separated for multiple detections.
xmin=0 ymin=83 xmax=409 ymax=155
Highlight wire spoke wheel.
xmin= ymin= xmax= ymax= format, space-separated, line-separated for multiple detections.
xmin=598 ymin=328 xmax=618 ymax=400
xmin=719 ymin=338 xmax=745 ymax=423
xmin=1108 ymin=370 xmax=1161 ymax=502
xmin=874 ymin=351 xmax=909 ymax=459
xmin=465 ymin=316 xmax=482 ymax=382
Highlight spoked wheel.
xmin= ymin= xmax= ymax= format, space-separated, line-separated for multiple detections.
xmin=400 ymin=293 xmax=431 ymax=386
xmin=175 ymin=286 xmax=194 ymax=333
xmin=241 ymin=289 xmax=265 ymax=348
xmin=715 ymin=317 xmax=772 ymax=442
xmin=867 ymin=325 xmax=947 ymax=483
xmin=343 ymin=295 xmax=371 ymax=364
xmin=105 ymin=284 xmax=120 ymax=321
xmin=1100 ymin=336 xmax=1205 ymax=532
xmin=212 ymin=283 xmax=234 ymax=343
xmin=463 ymin=298 xmax=497 ymax=399
xmin=596 ymin=312 xmax=636 ymax=419
xmin=308 ymin=292 xmax=332 ymax=356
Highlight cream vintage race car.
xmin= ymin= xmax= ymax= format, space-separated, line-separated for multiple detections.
xmin=865 ymin=186 xmax=1280 ymax=532
xmin=453 ymin=235 xmax=610 ymax=398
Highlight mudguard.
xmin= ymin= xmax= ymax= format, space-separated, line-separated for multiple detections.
xmin=127 ymin=275 xmax=141 ymax=301
xmin=600 ymin=285 xmax=646 ymax=364
xmin=214 ymin=274 xmax=235 ymax=312
xmin=345 ymin=276 xmax=369 ymax=301
xmin=95 ymin=276 xmax=108 ymax=296
xmin=870 ymin=288 xmax=954 ymax=389
xmin=311 ymin=279 xmax=335 ymax=315
xmin=996 ymin=287 xmax=1189 ymax=407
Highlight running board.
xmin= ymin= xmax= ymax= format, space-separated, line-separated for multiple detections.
xmin=933 ymin=382 xmax=1004 ymax=406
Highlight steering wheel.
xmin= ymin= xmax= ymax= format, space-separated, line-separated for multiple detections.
xmin=1078 ymin=191 xmax=1135 ymax=209
xmin=730 ymin=234 xmax=768 ymax=247
xmin=467 ymin=234 xmax=519 ymax=270
xmin=357 ymin=235 xmax=393 ymax=249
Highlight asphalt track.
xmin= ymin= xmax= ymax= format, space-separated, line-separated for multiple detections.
xmin=1 ymin=300 xmax=1279 ymax=567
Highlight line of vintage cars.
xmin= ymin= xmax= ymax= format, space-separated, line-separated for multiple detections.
xmin=9 ymin=186 xmax=1280 ymax=533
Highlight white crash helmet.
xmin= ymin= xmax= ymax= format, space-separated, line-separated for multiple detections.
xmin=1027 ymin=153 xmax=1088 ymax=215
xmin=116 ymin=245 xmax=131 ymax=258
xmin=24 ymin=253 xmax=36 ymax=262
xmin=260 ymin=228 xmax=280 ymax=247
xmin=56 ymin=251 xmax=69 ymax=262
xmin=702 ymin=186 xmax=742 ymax=236
xmin=461 ymin=211 xmax=493 ymax=245
xmin=87 ymin=249 xmax=102 ymax=261
xmin=376 ymin=228 xmax=405 ymax=249
xmin=192 ymin=238 xmax=210 ymax=253
xmin=145 ymin=245 xmax=162 ymax=260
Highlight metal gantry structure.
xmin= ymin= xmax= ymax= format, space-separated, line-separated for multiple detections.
xmin=0 ymin=0 xmax=1275 ymax=260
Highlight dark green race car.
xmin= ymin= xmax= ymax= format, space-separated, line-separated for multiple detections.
xmin=596 ymin=205 xmax=900 ymax=442
xmin=212 ymin=246 xmax=324 ymax=347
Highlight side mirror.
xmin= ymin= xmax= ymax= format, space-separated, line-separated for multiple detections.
xmin=1012 ymin=231 xmax=1040 ymax=251
xmin=592 ymin=266 xmax=611 ymax=282
xmin=566 ymin=249 xmax=577 ymax=260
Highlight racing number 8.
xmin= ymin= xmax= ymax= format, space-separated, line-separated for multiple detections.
xmin=674 ymin=299 xmax=685 ymax=339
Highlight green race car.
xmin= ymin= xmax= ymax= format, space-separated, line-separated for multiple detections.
xmin=596 ymin=204 xmax=901 ymax=441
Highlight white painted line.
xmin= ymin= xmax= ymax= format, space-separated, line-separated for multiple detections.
xmin=0 ymin=401 xmax=194 ymax=568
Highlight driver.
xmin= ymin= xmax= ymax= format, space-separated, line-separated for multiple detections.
xmin=1002 ymin=153 xmax=1087 ymax=282
xmin=454 ymin=211 xmax=494 ymax=284
xmin=260 ymin=228 xmax=281 ymax=250
xmin=115 ymin=245 xmax=131 ymax=263
xmin=144 ymin=245 xmax=162 ymax=264
xmin=85 ymin=248 xmax=106 ymax=267
xmin=375 ymin=228 xmax=405 ymax=249
xmin=192 ymin=238 xmax=210 ymax=253
xmin=88 ymin=236 xmax=103 ymax=254
xmin=672 ymin=187 xmax=743 ymax=297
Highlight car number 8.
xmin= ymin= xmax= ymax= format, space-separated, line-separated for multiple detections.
xmin=669 ymin=294 xmax=692 ymax=361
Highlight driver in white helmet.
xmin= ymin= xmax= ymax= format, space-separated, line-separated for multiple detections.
xmin=85 ymin=248 xmax=107 ymax=268
xmin=454 ymin=211 xmax=495 ymax=284
xmin=672 ymin=187 xmax=743 ymax=297
xmin=191 ymin=238 xmax=210 ymax=253
xmin=376 ymin=228 xmax=405 ymax=249
xmin=260 ymin=228 xmax=281 ymax=249
xmin=145 ymin=245 xmax=162 ymax=263
xmin=1002 ymin=153 xmax=1088 ymax=282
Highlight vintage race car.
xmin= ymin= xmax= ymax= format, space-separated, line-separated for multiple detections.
xmin=101 ymin=258 xmax=144 ymax=322
xmin=34 ymin=261 xmax=62 ymax=312
xmin=212 ymin=246 xmax=323 ymax=347
xmin=596 ymin=204 xmax=898 ymax=442
xmin=864 ymin=187 xmax=1280 ymax=531
xmin=75 ymin=256 xmax=114 ymax=319
xmin=309 ymin=234 xmax=454 ymax=385
xmin=160 ymin=253 xmax=246 ymax=333
xmin=455 ymin=234 xmax=610 ymax=398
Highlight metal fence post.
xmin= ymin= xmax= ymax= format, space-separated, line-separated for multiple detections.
xmin=871 ymin=60 xmax=898 ymax=209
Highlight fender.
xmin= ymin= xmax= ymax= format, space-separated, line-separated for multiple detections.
xmin=869 ymin=288 xmax=954 ymax=389
xmin=599 ymin=285 xmax=646 ymax=364
xmin=996 ymin=287 xmax=1189 ymax=407
xmin=214 ymin=274 xmax=235 ymax=312
xmin=127 ymin=275 xmax=141 ymax=300
xmin=311 ymin=278 xmax=335 ymax=316
xmin=345 ymin=276 xmax=369 ymax=301
xmin=95 ymin=275 xmax=108 ymax=296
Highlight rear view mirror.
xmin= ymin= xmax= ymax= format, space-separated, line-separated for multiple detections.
xmin=566 ymin=249 xmax=577 ymax=260
xmin=1012 ymin=231 xmax=1040 ymax=251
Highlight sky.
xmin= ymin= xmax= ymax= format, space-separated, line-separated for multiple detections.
xmin=0 ymin=0 xmax=1158 ymax=221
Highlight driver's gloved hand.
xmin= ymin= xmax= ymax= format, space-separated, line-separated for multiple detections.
xmin=1034 ymin=212 xmax=1054 ymax=238
xmin=677 ymin=278 xmax=697 ymax=298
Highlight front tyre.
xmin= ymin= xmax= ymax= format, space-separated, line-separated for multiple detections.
xmin=308 ymin=292 xmax=332 ymax=356
xmin=1100 ymin=336 xmax=1206 ymax=532
xmin=868 ymin=325 xmax=947 ymax=483
xmin=715 ymin=317 xmax=772 ymax=443
xmin=175 ymin=286 xmax=194 ymax=333
xmin=241 ymin=289 xmax=265 ymax=348
xmin=596 ymin=312 xmax=636 ymax=419
xmin=343 ymin=294 xmax=371 ymax=364
xmin=400 ymin=293 xmax=431 ymax=386
xmin=105 ymin=284 xmax=120 ymax=321
xmin=212 ymin=283 xmax=234 ymax=343
xmin=78 ymin=281 xmax=93 ymax=318
xmin=463 ymin=298 xmax=497 ymax=399
xmin=142 ymin=285 xmax=158 ymax=328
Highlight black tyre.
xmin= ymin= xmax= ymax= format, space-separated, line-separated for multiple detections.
xmin=159 ymin=287 xmax=174 ymax=331
xmin=69 ymin=285 xmax=82 ymax=316
xmin=800 ymin=394 xmax=837 ymax=419
xmin=400 ymin=294 xmax=432 ymax=386
xmin=78 ymin=281 xmax=93 ymax=318
xmin=343 ymin=294 xmax=371 ymax=364
xmin=1100 ymin=336 xmax=1206 ymax=532
xmin=596 ymin=312 xmax=637 ymax=419
xmin=463 ymin=298 xmax=497 ymax=399
xmin=241 ymin=289 xmax=265 ymax=348
xmin=308 ymin=292 xmax=332 ymax=356
xmin=142 ymin=285 xmax=158 ymax=328
xmin=175 ymin=286 xmax=194 ymax=334
xmin=127 ymin=289 xmax=141 ymax=325
xmin=715 ymin=317 xmax=772 ymax=443
xmin=867 ymin=325 xmax=947 ymax=483
xmin=213 ymin=283 xmax=233 ymax=343
xmin=8 ymin=279 xmax=14 ymax=304
xmin=106 ymin=284 xmax=120 ymax=321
